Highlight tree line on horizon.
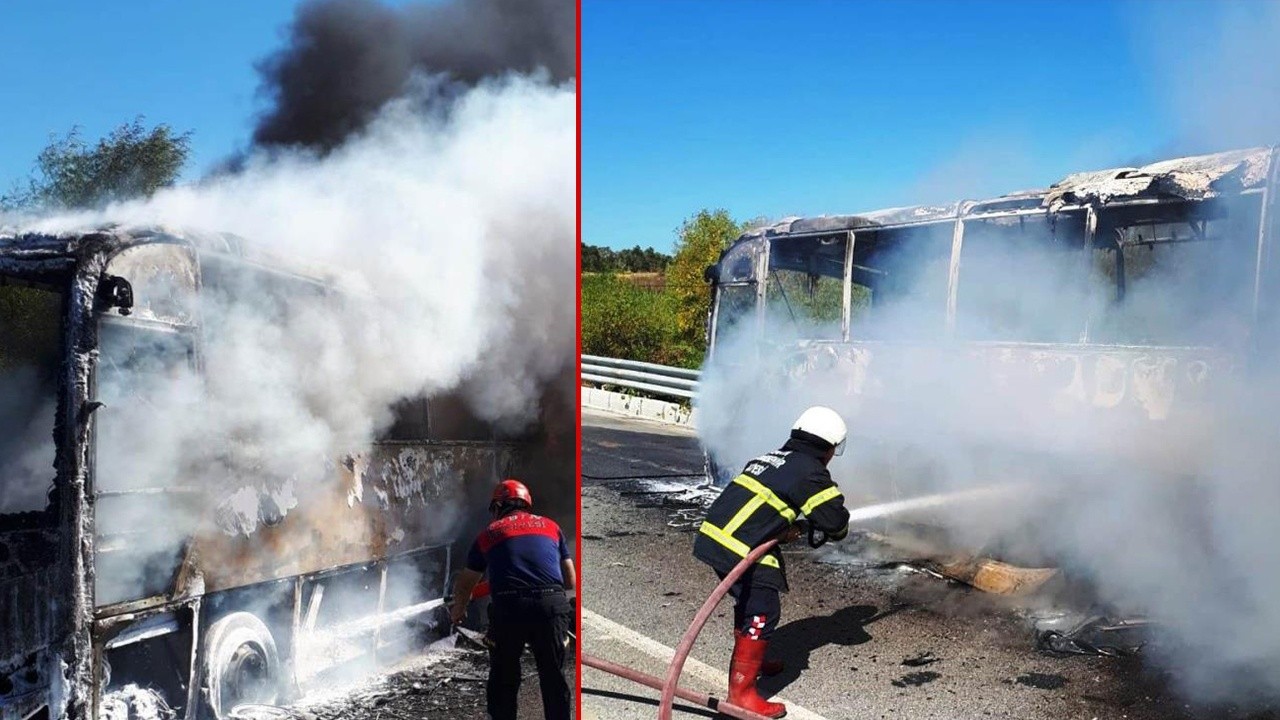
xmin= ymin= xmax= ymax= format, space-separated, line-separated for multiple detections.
xmin=581 ymin=242 xmax=671 ymax=273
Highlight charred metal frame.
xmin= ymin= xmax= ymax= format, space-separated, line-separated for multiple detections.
xmin=707 ymin=148 xmax=1280 ymax=360
xmin=753 ymin=230 xmax=854 ymax=340
xmin=701 ymin=147 xmax=1280 ymax=502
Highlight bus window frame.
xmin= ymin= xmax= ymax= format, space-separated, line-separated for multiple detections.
xmin=758 ymin=230 xmax=853 ymax=342
xmin=950 ymin=208 xmax=1093 ymax=344
xmin=707 ymin=237 xmax=768 ymax=360
xmin=843 ymin=221 xmax=957 ymax=341
xmin=91 ymin=246 xmax=203 ymax=613
xmin=1254 ymin=150 xmax=1280 ymax=363
xmin=1082 ymin=196 xmax=1263 ymax=349
xmin=708 ymin=281 xmax=759 ymax=359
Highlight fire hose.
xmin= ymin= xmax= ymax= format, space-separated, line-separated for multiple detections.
xmin=583 ymin=524 xmax=829 ymax=720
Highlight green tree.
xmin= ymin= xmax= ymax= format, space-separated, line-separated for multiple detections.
xmin=582 ymin=274 xmax=692 ymax=366
xmin=581 ymin=242 xmax=615 ymax=272
xmin=664 ymin=209 xmax=743 ymax=357
xmin=616 ymin=245 xmax=671 ymax=272
xmin=2 ymin=118 xmax=192 ymax=212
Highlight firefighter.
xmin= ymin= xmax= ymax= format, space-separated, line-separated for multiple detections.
xmin=693 ymin=406 xmax=852 ymax=718
xmin=450 ymin=479 xmax=575 ymax=720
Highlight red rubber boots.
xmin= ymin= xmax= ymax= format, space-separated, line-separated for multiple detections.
xmin=727 ymin=633 xmax=787 ymax=718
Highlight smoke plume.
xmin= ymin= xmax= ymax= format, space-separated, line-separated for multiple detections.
xmin=697 ymin=204 xmax=1280 ymax=705
xmin=33 ymin=73 xmax=573 ymax=600
xmin=1 ymin=0 xmax=574 ymax=655
xmin=253 ymin=0 xmax=575 ymax=150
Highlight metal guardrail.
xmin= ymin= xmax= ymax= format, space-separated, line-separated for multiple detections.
xmin=581 ymin=355 xmax=700 ymax=400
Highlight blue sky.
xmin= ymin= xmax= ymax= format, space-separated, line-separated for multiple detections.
xmin=584 ymin=0 xmax=1280 ymax=251
xmin=0 ymin=2 xmax=302 ymax=186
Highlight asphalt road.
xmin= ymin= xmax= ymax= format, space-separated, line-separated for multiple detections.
xmin=579 ymin=407 xmax=1274 ymax=720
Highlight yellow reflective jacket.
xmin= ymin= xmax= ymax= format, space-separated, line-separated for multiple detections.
xmin=693 ymin=436 xmax=850 ymax=591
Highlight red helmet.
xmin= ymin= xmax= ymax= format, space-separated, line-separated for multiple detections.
xmin=490 ymin=478 xmax=532 ymax=513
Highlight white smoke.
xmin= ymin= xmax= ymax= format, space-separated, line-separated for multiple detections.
xmin=33 ymin=73 xmax=574 ymax=427
xmin=1137 ymin=1 xmax=1280 ymax=154
xmin=698 ymin=201 xmax=1280 ymax=705
xmin=10 ymin=74 xmax=573 ymax=606
xmin=0 ymin=367 xmax=57 ymax=514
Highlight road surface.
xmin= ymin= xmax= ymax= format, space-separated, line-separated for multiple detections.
xmin=579 ymin=407 xmax=1275 ymax=720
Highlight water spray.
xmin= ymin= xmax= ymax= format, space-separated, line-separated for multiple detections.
xmin=843 ymin=484 xmax=1026 ymax=524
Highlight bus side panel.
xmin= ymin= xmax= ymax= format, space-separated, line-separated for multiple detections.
xmin=188 ymin=442 xmax=516 ymax=595
xmin=783 ymin=340 xmax=1234 ymax=482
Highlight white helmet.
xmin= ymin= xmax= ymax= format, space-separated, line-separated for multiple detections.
xmin=792 ymin=406 xmax=847 ymax=456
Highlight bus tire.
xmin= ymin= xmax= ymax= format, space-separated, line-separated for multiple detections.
xmin=202 ymin=611 xmax=282 ymax=719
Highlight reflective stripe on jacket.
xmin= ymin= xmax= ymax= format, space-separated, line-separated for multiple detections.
xmin=693 ymin=435 xmax=850 ymax=591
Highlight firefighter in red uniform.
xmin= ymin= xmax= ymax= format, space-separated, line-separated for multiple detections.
xmin=693 ymin=406 xmax=852 ymax=718
xmin=450 ymin=479 xmax=575 ymax=720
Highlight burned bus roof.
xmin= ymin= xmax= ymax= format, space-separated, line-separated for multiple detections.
xmin=737 ymin=146 xmax=1274 ymax=243
xmin=0 ymin=225 xmax=336 ymax=283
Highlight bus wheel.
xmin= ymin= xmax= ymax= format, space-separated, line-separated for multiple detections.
xmin=202 ymin=612 xmax=282 ymax=718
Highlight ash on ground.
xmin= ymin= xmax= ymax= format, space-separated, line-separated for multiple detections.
xmin=230 ymin=643 xmax=555 ymax=720
xmin=599 ymin=478 xmax=716 ymax=530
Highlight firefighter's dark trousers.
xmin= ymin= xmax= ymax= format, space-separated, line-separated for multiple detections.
xmin=487 ymin=587 xmax=573 ymax=720
xmin=716 ymin=570 xmax=782 ymax=640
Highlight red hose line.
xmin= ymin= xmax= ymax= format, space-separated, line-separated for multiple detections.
xmin=658 ymin=538 xmax=781 ymax=720
xmin=582 ymin=653 xmax=772 ymax=720
xmin=584 ymin=654 xmax=713 ymax=705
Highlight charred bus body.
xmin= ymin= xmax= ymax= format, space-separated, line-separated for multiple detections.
xmin=0 ymin=228 xmax=537 ymax=720
xmin=702 ymin=147 xmax=1280 ymax=577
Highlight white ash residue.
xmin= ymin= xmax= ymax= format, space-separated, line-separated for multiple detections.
xmin=99 ymin=684 xmax=176 ymax=720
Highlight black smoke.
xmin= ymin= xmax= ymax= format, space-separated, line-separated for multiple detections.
xmin=253 ymin=0 xmax=576 ymax=150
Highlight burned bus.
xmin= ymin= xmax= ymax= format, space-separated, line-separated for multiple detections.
xmin=700 ymin=147 xmax=1280 ymax=583
xmin=0 ymin=227 xmax=541 ymax=720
